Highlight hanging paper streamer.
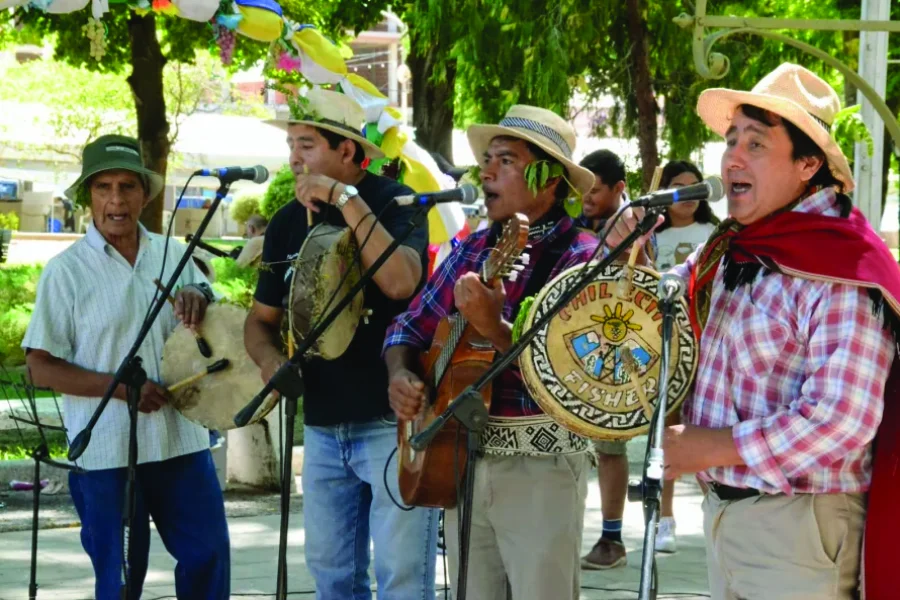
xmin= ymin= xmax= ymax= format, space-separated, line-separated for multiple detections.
xmin=235 ymin=0 xmax=283 ymax=42
xmin=171 ymin=0 xmax=217 ymax=22
xmin=44 ymin=0 xmax=89 ymax=13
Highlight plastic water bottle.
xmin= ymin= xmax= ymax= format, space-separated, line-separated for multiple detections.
xmin=9 ymin=480 xmax=49 ymax=491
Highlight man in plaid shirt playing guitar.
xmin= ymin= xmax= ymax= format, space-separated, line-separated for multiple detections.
xmin=384 ymin=105 xmax=599 ymax=600
xmin=610 ymin=63 xmax=900 ymax=600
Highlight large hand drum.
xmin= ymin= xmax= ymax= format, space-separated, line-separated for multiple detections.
xmin=288 ymin=223 xmax=364 ymax=360
xmin=161 ymin=303 xmax=277 ymax=430
xmin=519 ymin=263 xmax=699 ymax=441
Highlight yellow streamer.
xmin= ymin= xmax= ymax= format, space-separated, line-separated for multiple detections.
xmin=346 ymin=73 xmax=387 ymax=99
xmin=293 ymin=28 xmax=348 ymax=75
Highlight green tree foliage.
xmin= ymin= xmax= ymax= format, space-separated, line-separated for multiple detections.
xmin=0 ymin=50 xmax=246 ymax=162
xmin=0 ymin=3 xmax=388 ymax=232
xmin=259 ymin=165 xmax=295 ymax=220
xmin=229 ymin=192 xmax=263 ymax=226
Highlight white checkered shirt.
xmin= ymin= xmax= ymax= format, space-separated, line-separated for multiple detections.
xmin=672 ymin=188 xmax=895 ymax=494
xmin=22 ymin=224 xmax=211 ymax=471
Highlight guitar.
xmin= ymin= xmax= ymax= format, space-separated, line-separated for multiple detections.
xmin=398 ymin=213 xmax=530 ymax=508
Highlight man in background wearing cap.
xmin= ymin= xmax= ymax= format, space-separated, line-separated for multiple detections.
xmin=244 ymin=89 xmax=436 ymax=599
xmin=22 ymin=134 xmax=229 ymax=599
xmin=609 ymin=63 xmax=900 ymax=599
xmin=385 ymin=105 xmax=599 ymax=599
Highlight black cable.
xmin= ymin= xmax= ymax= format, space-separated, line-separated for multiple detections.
xmin=382 ymin=445 xmax=414 ymax=511
xmin=139 ymin=174 xmax=198 ymax=331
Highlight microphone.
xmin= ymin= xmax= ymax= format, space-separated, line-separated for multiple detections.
xmin=193 ymin=165 xmax=270 ymax=184
xmin=631 ymin=176 xmax=724 ymax=208
xmin=657 ymin=273 xmax=686 ymax=302
xmin=394 ymin=183 xmax=478 ymax=207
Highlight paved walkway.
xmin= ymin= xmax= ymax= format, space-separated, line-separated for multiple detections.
xmin=0 ymin=440 xmax=710 ymax=600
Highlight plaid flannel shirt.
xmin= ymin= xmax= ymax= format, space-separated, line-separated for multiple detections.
xmin=384 ymin=216 xmax=600 ymax=417
xmin=673 ymin=188 xmax=895 ymax=494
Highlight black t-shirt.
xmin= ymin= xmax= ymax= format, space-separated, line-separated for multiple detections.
xmin=255 ymin=172 xmax=428 ymax=426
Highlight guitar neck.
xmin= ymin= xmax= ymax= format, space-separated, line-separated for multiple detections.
xmin=432 ymin=314 xmax=469 ymax=389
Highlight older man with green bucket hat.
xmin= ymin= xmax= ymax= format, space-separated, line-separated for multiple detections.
xmin=22 ymin=134 xmax=230 ymax=599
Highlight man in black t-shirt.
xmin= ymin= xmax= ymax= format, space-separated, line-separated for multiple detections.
xmin=244 ymin=88 xmax=437 ymax=599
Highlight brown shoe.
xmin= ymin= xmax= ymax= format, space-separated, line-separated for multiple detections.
xmin=581 ymin=538 xmax=627 ymax=570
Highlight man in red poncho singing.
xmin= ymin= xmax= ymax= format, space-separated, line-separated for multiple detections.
xmin=608 ymin=62 xmax=900 ymax=600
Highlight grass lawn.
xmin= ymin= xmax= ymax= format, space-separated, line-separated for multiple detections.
xmin=0 ymin=428 xmax=67 ymax=460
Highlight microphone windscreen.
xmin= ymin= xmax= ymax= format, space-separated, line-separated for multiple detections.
xmin=706 ymin=176 xmax=725 ymax=203
xmin=252 ymin=166 xmax=270 ymax=184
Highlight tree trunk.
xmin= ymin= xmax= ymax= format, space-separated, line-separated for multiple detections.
xmin=624 ymin=0 xmax=659 ymax=192
xmin=127 ymin=12 xmax=169 ymax=234
xmin=408 ymin=28 xmax=456 ymax=163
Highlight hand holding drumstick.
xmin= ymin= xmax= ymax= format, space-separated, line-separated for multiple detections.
xmin=154 ymin=279 xmax=213 ymax=358
xmin=620 ymin=349 xmax=656 ymax=421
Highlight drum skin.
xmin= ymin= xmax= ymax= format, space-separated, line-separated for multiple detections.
xmin=519 ymin=263 xmax=698 ymax=441
xmin=161 ymin=303 xmax=278 ymax=430
xmin=288 ymin=224 xmax=364 ymax=360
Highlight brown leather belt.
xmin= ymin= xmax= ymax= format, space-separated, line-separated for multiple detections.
xmin=709 ymin=482 xmax=762 ymax=501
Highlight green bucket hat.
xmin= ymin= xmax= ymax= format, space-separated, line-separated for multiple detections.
xmin=64 ymin=134 xmax=165 ymax=201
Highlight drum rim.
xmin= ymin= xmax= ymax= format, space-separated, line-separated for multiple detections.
xmin=519 ymin=262 xmax=699 ymax=441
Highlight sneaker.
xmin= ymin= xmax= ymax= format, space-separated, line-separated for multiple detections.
xmin=581 ymin=538 xmax=627 ymax=570
xmin=655 ymin=517 xmax=677 ymax=554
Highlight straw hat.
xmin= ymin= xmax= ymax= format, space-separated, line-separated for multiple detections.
xmin=265 ymin=88 xmax=384 ymax=159
xmin=697 ymin=63 xmax=854 ymax=192
xmin=65 ymin=134 xmax=164 ymax=201
xmin=467 ymin=105 xmax=595 ymax=196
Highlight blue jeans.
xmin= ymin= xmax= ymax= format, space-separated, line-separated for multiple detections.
xmin=69 ymin=450 xmax=230 ymax=600
xmin=303 ymin=417 xmax=438 ymax=600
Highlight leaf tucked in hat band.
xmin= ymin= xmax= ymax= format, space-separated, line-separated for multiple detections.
xmin=499 ymin=116 xmax=572 ymax=158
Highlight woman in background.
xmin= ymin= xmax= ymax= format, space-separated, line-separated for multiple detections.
xmin=654 ymin=161 xmax=719 ymax=271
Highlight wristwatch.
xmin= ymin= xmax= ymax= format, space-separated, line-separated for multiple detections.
xmin=188 ymin=282 xmax=215 ymax=304
xmin=334 ymin=184 xmax=358 ymax=211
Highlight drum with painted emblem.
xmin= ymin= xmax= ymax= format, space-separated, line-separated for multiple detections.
xmin=519 ymin=263 xmax=699 ymax=441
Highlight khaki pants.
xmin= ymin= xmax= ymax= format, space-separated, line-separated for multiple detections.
xmin=444 ymin=453 xmax=589 ymax=600
xmin=703 ymin=490 xmax=866 ymax=600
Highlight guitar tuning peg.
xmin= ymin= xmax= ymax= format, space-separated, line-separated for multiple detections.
xmin=508 ymin=271 xmax=519 ymax=282
xmin=510 ymin=264 xmax=525 ymax=271
xmin=518 ymin=254 xmax=531 ymax=265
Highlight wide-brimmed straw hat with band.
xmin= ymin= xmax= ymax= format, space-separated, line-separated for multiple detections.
xmin=265 ymin=87 xmax=384 ymax=159
xmin=64 ymin=134 xmax=165 ymax=201
xmin=467 ymin=105 xmax=596 ymax=197
xmin=697 ymin=62 xmax=854 ymax=193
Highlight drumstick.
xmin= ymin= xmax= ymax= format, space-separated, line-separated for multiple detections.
xmin=167 ymin=359 xmax=231 ymax=393
xmin=153 ymin=279 xmax=213 ymax=358
xmin=620 ymin=350 xmax=655 ymax=421
xmin=617 ymin=166 xmax=664 ymax=299
xmin=303 ymin=165 xmax=314 ymax=227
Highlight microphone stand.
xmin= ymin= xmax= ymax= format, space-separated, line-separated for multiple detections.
xmin=627 ymin=286 xmax=679 ymax=600
xmin=233 ymin=202 xmax=431 ymax=600
xmin=408 ymin=208 xmax=666 ymax=597
xmin=66 ymin=181 xmax=233 ymax=600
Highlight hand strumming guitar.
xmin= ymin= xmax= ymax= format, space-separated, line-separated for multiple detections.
xmin=388 ymin=368 xmax=426 ymax=420
xmin=454 ymin=272 xmax=512 ymax=352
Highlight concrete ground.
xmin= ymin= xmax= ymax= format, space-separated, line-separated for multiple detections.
xmin=0 ymin=440 xmax=711 ymax=600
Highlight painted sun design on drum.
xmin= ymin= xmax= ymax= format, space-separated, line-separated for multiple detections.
xmin=589 ymin=303 xmax=642 ymax=343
